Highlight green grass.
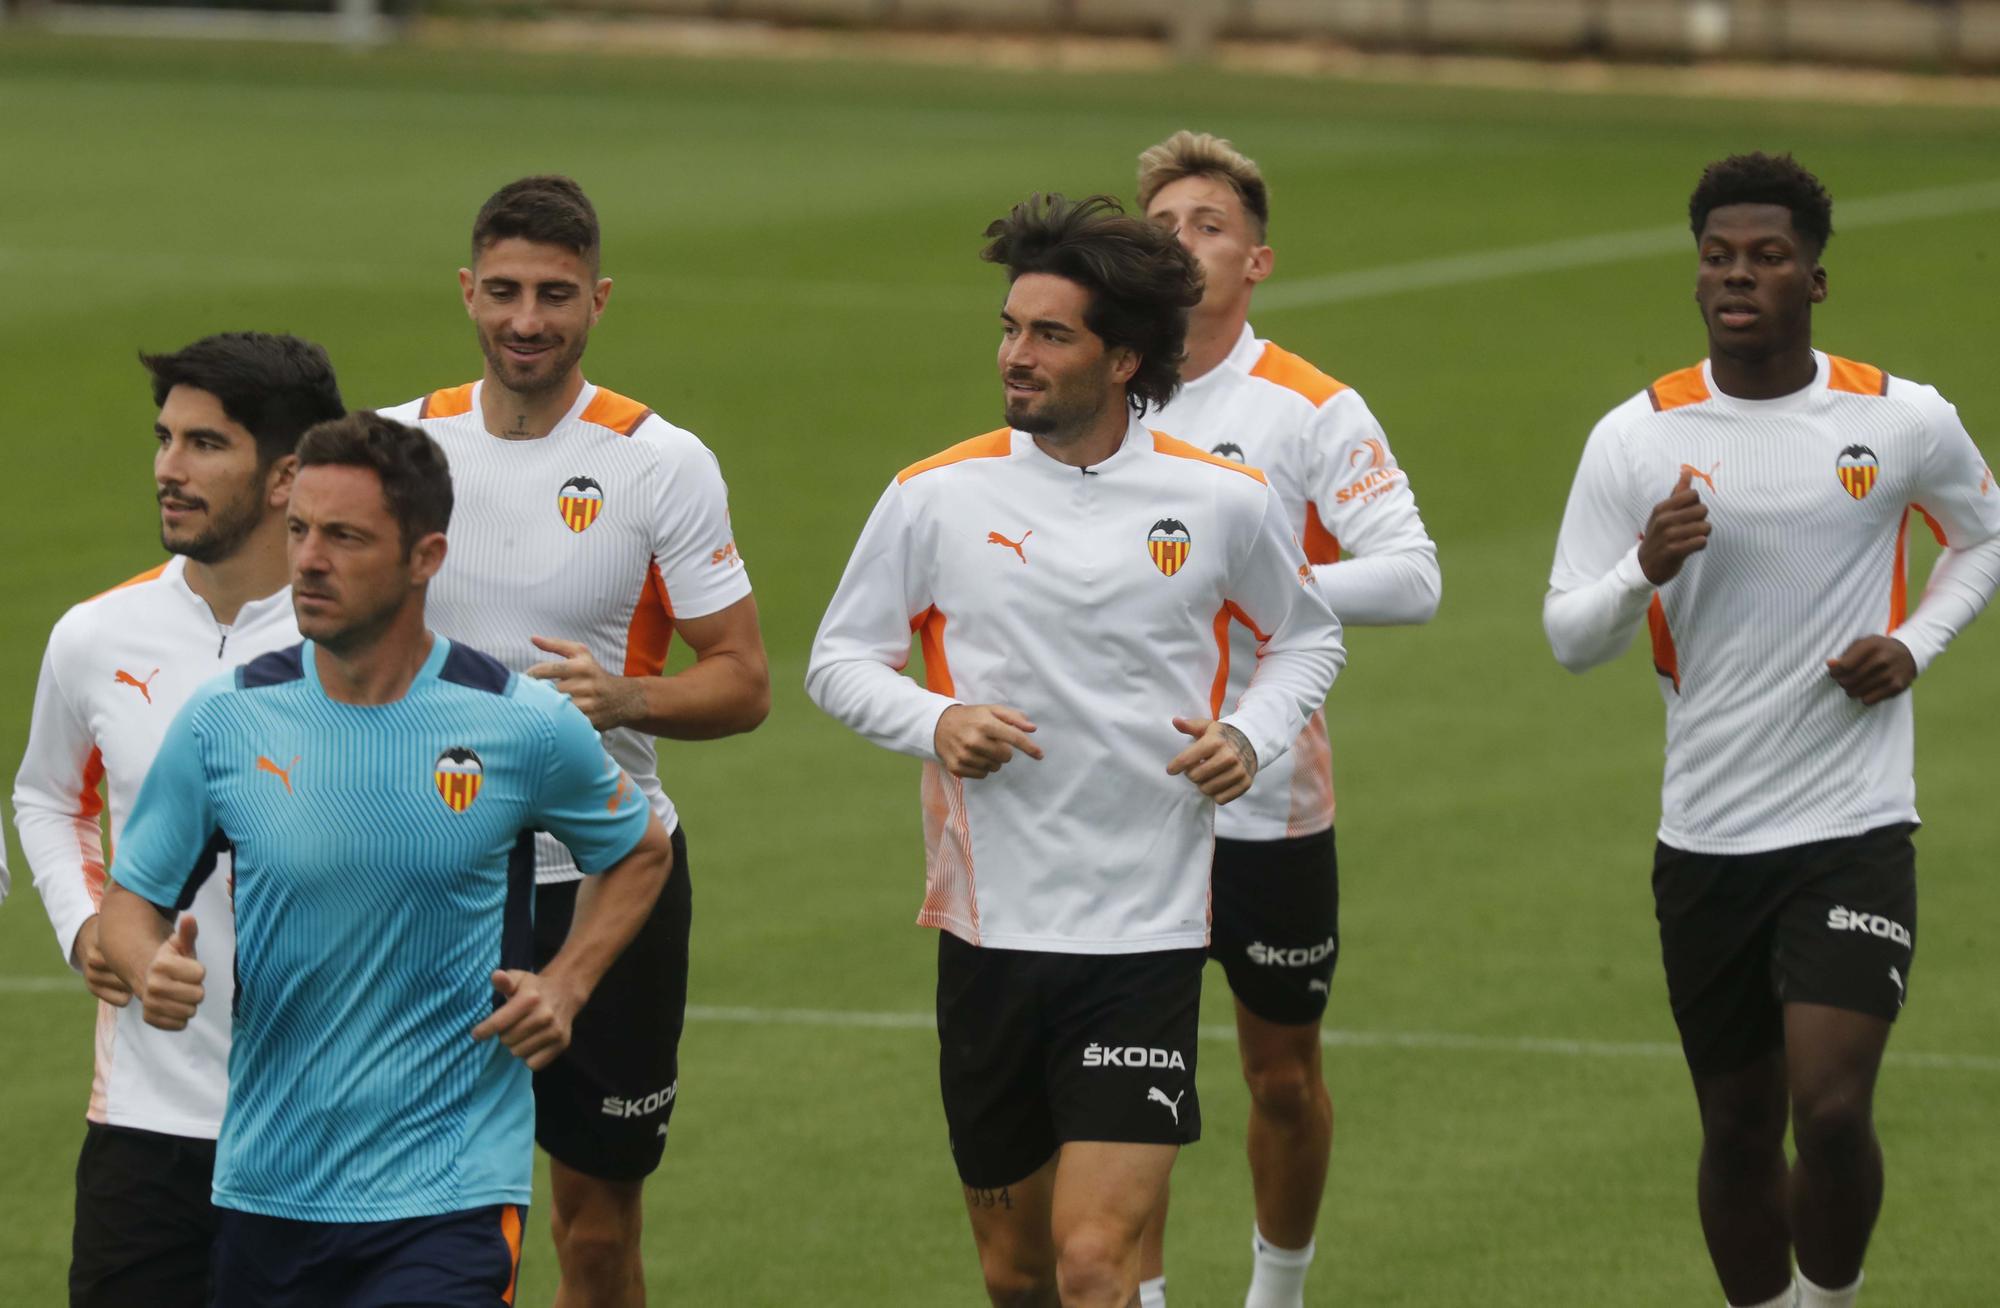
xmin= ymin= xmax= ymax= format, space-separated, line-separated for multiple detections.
xmin=1 ymin=33 xmax=1997 ymax=1304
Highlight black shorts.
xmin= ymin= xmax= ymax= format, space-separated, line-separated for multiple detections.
xmin=1654 ymin=822 xmax=1917 ymax=1076
xmin=71 ymin=1121 xmax=218 ymax=1308
xmin=532 ymin=822 xmax=690 ymax=1182
xmin=211 ymin=1204 xmax=523 ymax=1307
xmin=936 ymin=932 xmax=1203 ymax=1190
xmin=1210 ymin=829 xmax=1340 ymax=1025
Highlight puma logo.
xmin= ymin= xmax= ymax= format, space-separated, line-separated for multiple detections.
xmin=608 ymin=771 xmax=632 ymax=812
xmin=1889 ymin=966 xmax=1905 ymax=1008
xmin=1308 ymin=979 xmax=1329 ymax=995
xmin=1680 ymin=461 xmax=1720 ymax=493
xmin=987 ymin=530 xmax=1031 ymax=564
xmin=114 ymin=668 xmax=161 ymax=703
xmin=1147 ymin=1086 xmax=1185 ymax=1125
xmin=256 ymin=755 xmax=300 ymax=795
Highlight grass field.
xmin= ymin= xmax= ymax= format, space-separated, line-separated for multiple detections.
xmin=1 ymin=32 xmax=1997 ymax=1304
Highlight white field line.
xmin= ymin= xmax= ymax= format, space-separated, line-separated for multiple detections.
xmin=1256 ymin=178 xmax=2000 ymax=311
xmin=6 ymin=985 xmax=1993 ymax=1072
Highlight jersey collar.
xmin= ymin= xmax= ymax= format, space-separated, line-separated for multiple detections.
xmin=1171 ymin=322 xmax=1262 ymax=401
xmin=1700 ymin=350 xmax=1830 ymax=414
xmin=300 ymin=633 xmax=452 ymax=706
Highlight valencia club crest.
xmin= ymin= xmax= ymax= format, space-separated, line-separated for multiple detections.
xmin=558 ymin=476 xmax=605 ymax=533
xmin=435 ymin=747 xmax=484 ymax=813
xmin=1148 ymin=518 xmax=1192 ymax=577
xmin=1836 ymin=446 xmax=1879 ymax=501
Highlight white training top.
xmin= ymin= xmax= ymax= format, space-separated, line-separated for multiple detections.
xmin=1545 ymin=351 xmax=2000 ymax=855
xmin=382 ymin=381 xmax=752 ymax=883
xmin=807 ymin=418 xmax=1345 ymax=954
xmin=13 ymin=557 xmax=300 ymax=1138
xmin=1151 ymin=324 xmax=1440 ymax=839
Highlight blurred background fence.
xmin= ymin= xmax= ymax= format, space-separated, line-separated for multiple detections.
xmin=4 ymin=0 xmax=2000 ymax=69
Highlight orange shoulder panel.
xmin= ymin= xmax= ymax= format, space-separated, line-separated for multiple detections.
xmin=1249 ymin=343 xmax=1348 ymax=407
xmin=419 ymin=383 xmax=476 ymax=420
xmin=1646 ymin=364 xmax=1711 ymax=413
xmin=1151 ymin=432 xmax=1268 ymax=484
xmin=580 ymin=387 xmax=655 ymax=437
xmin=86 ymin=562 xmax=168 ymax=602
xmin=897 ymin=430 xmax=1013 ymax=484
xmin=1826 ymin=356 xmax=1888 ymax=397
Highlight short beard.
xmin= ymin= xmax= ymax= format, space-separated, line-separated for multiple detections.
xmin=479 ymin=328 xmax=588 ymax=397
xmin=1006 ymin=388 xmax=1108 ymax=445
xmin=162 ymin=487 xmax=265 ymax=565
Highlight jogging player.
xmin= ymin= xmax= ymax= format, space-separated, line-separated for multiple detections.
xmin=1544 ymin=153 xmax=2000 ymax=1308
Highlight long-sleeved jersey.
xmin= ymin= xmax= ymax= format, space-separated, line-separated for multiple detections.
xmin=1545 ymin=352 xmax=2000 ymax=854
xmin=807 ymin=418 xmax=1345 ymax=954
xmin=1151 ymin=324 xmax=1439 ymax=839
xmin=382 ymin=380 xmax=752 ymax=884
xmin=12 ymin=557 xmax=299 ymax=1137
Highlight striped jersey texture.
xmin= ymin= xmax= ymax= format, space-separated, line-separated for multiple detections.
xmin=808 ymin=418 xmax=1345 ymax=954
xmin=1549 ymin=351 xmax=2000 ymax=854
xmin=109 ymin=637 xmax=651 ymax=1222
xmin=381 ymin=380 xmax=751 ymax=883
xmin=13 ymin=557 xmax=298 ymax=1138
xmin=1151 ymin=324 xmax=1439 ymax=840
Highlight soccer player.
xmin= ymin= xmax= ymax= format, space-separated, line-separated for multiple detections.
xmin=380 ymin=174 xmax=769 ymax=1307
xmin=13 ymin=332 xmax=343 ymax=1307
xmin=1544 ymin=153 xmax=2000 ymax=1308
xmin=1134 ymin=130 xmax=1441 ymax=1308
xmin=808 ymin=193 xmax=1345 ymax=1308
xmin=97 ymin=411 xmax=674 ymax=1307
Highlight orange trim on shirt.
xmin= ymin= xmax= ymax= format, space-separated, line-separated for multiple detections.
xmin=1249 ymin=342 xmax=1349 ymax=407
xmin=1647 ymin=364 xmax=1710 ymax=413
xmin=912 ymin=606 xmax=954 ymax=696
xmin=500 ymin=1204 xmax=523 ymax=1305
xmin=1302 ymin=502 xmax=1340 ymax=565
xmin=898 ymin=430 xmax=1013 ymax=485
xmin=1647 ymin=596 xmax=1681 ymax=693
xmin=1889 ymin=508 xmax=1912 ymax=632
xmin=1914 ymin=503 xmax=1947 ymax=547
xmin=86 ymin=562 xmax=168 ymax=603
xmin=580 ymin=386 xmax=654 ymax=437
xmin=419 ymin=383 xmax=476 ymax=420
xmin=76 ymin=747 xmax=108 ymax=903
xmin=1208 ymin=601 xmax=1267 ymax=717
xmin=622 ymin=560 xmax=675 ymax=677
xmin=1826 ymin=356 xmax=1888 ymax=397
xmin=1152 ymin=432 xmax=1267 ymax=484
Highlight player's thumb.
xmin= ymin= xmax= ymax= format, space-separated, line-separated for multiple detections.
xmin=1674 ymin=466 xmax=1694 ymax=494
xmin=490 ymin=970 xmax=518 ymax=998
xmin=170 ymin=914 xmax=199 ymax=958
xmin=1171 ymin=716 xmax=1209 ymax=738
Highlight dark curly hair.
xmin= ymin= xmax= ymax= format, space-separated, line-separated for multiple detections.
xmin=981 ymin=193 xmax=1204 ymax=418
xmin=297 ymin=411 xmax=453 ymax=555
xmin=472 ymin=174 xmax=600 ymax=267
xmin=1689 ymin=153 xmax=1833 ymax=255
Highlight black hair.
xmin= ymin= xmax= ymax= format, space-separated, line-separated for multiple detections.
xmin=295 ymin=411 xmax=453 ymax=554
xmin=981 ymin=193 xmax=1204 ymax=417
xmin=1689 ymin=153 xmax=1834 ymax=255
xmin=140 ymin=332 xmax=344 ymax=466
xmin=472 ymin=174 xmax=600 ymax=265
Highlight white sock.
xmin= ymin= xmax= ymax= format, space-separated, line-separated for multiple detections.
xmin=1138 ymin=1275 xmax=1168 ymax=1308
xmin=1730 ymin=1289 xmax=1795 ymax=1308
xmin=1244 ymin=1226 xmax=1314 ymax=1308
xmin=1797 ymin=1269 xmax=1862 ymax=1308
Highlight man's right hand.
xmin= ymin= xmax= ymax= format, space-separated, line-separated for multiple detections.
xmin=70 ymin=915 xmax=133 ymax=1007
xmin=1638 ymin=467 xmax=1712 ymax=585
xmin=141 ymin=915 xmax=205 ymax=1032
xmin=934 ymin=704 xmax=1043 ymax=779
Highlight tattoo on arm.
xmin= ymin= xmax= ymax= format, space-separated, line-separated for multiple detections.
xmin=1218 ymin=723 xmax=1257 ymax=781
xmin=964 ymin=1186 xmax=1013 ymax=1210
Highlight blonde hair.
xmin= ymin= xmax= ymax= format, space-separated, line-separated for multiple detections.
xmin=1136 ymin=131 xmax=1270 ymax=240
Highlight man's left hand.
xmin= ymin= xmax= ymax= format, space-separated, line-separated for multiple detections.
xmin=471 ymin=969 xmax=586 ymax=1071
xmin=1827 ymin=636 xmax=1918 ymax=706
xmin=1166 ymin=717 xmax=1258 ymax=804
xmin=527 ymin=636 xmax=644 ymax=730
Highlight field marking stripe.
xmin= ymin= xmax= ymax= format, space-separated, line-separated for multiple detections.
xmin=6 ymin=984 xmax=1990 ymax=1071
xmin=1257 ymin=178 xmax=2000 ymax=310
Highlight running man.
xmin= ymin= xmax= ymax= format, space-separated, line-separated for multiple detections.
xmin=1136 ymin=130 xmax=1441 ymax=1308
xmin=1544 ymin=153 xmax=2000 ymax=1308
xmin=382 ymin=174 xmax=769 ymax=1307
xmin=14 ymin=332 xmax=342 ymax=1306
xmin=98 ymin=411 xmax=673 ymax=1307
xmin=809 ymin=192 xmax=1344 ymax=1307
